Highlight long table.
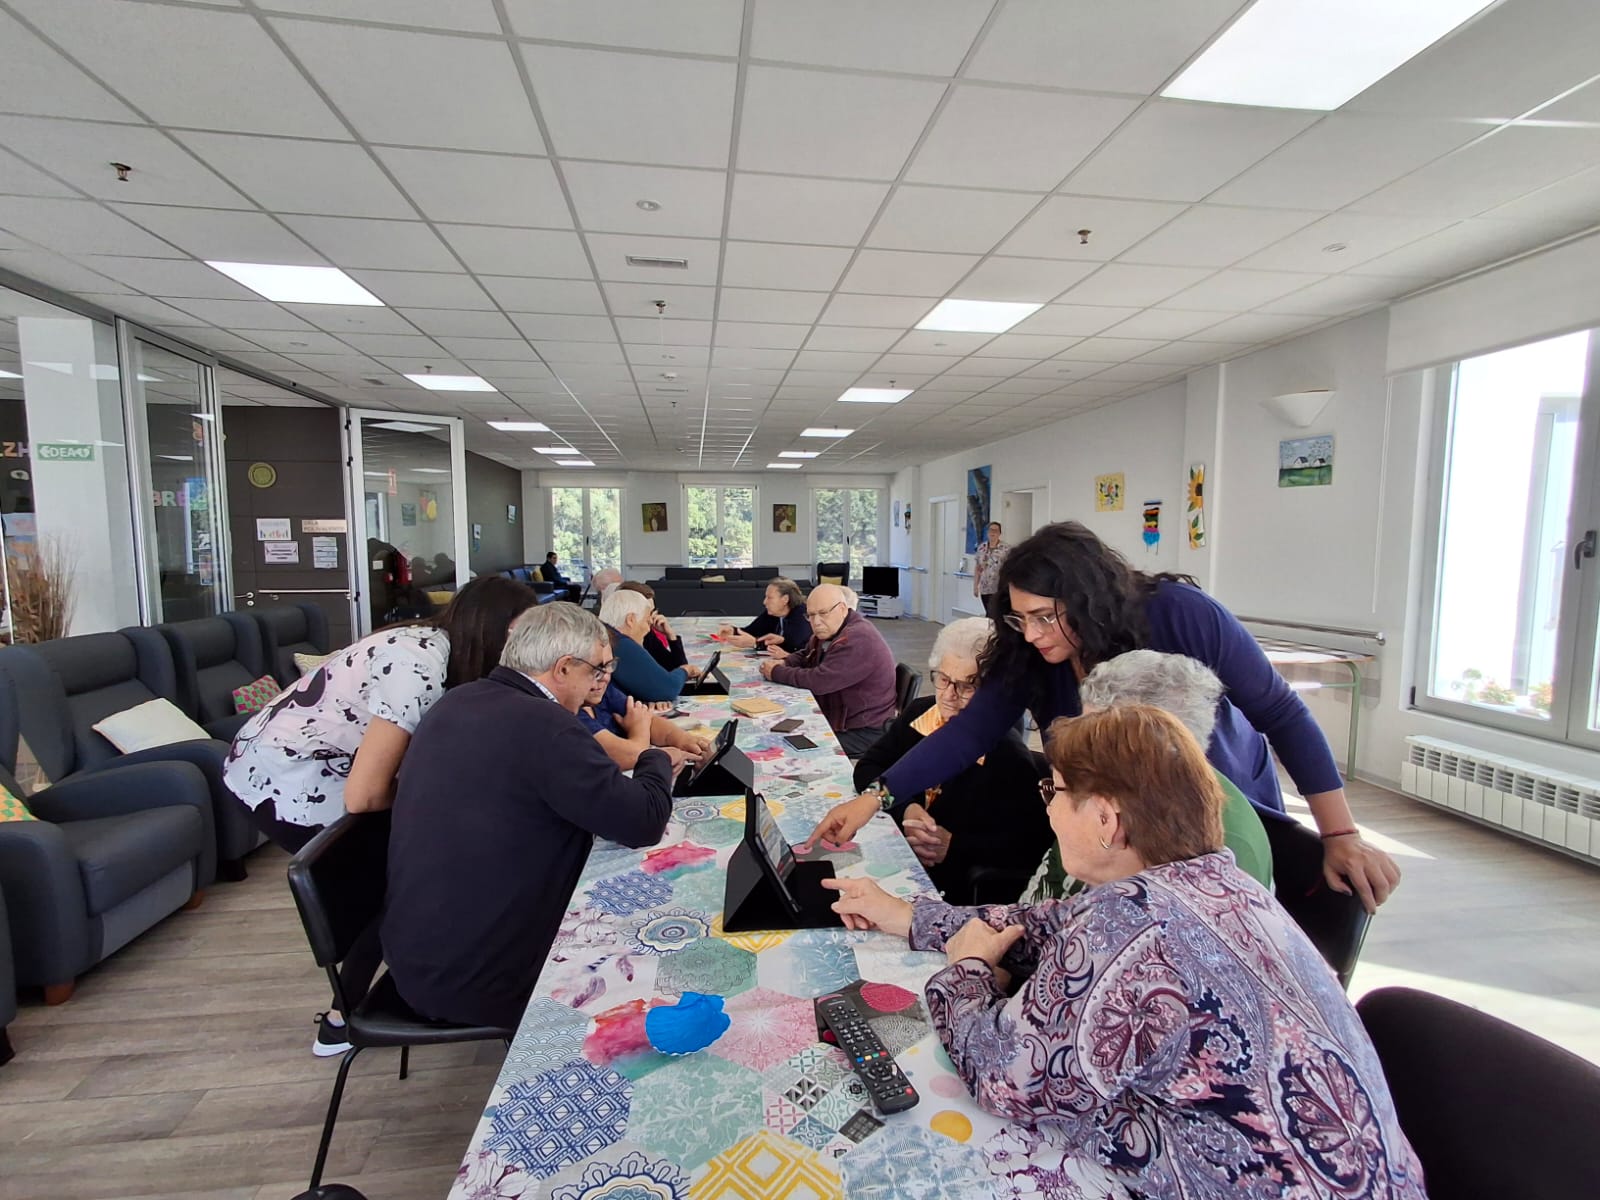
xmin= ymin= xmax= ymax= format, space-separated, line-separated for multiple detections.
xmin=449 ymin=621 xmax=1069 ymax=1200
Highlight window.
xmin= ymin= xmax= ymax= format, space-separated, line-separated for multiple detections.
xmin=685 ymin=485 xmax=754 ymax=568
xmin=814 ymin=488 xmax=882 ymax=578
xmin=1422 ymin=329 xmax=1600 ymax=743
xmin=550 ymin=487 xmax=620 ymax=581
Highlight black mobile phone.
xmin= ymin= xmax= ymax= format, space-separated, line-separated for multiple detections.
xmin=785 ymin=734 xmax=818 ymax=751
xmin=772 ymin=717 xmax=804 ymax=733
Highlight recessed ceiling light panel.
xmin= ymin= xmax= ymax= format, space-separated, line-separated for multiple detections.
xmin=801 ymin=427 xmax=854 ymax=438
xmin=556 ymin=459 xmax=595 ymax=466
xmin=404 ymin=374 xmax=496 ymax=392
xmin=916 ymin=299 xmax=1042 ymax=333
xmin=206 ymin=261 xmax=384 ymax=306
xmin=837 ymin=387 xmax=913 ymax=404
xmin=778 ymin=450 xmax=820 ymax=458
xmin=766 ymin=462 xmax=803 ymax=469
xmin=535 ymin=446 xmax=581 ymax=455
xmin=487 ymin=420 xmax=549 ymax=432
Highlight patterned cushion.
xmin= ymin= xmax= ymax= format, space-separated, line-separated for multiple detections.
xmin=293 ymin=651 xmax=335 ymax=676
xmin=0 ymin=782 xmax=37 ymax=822
xmin=819 ymin=575 xmax=844 ymax=586
xmin=231 ymin=674 xmax=283 ymax=714
xmin=700 ymin=574 xmax=727 ymax=583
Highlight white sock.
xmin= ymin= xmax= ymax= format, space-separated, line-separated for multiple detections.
xmin=325 ymin=1012 xmax=346 ymax=1027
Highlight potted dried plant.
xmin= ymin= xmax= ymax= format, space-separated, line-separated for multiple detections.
xmin=6 ymin=536 xmax=76 ymax=643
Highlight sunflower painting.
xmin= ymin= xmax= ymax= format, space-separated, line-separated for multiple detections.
xmin=1187 ymin=463 xmax=1206 ymax=549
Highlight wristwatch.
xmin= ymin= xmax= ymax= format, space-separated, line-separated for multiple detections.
xmin=868 ymin=780 xmax=895 ymax=812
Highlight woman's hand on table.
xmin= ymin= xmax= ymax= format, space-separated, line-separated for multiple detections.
xmin=758 ymin=660 xmax=778 ymax=680
xmin=723 ymin=630 xmax=757 ymax=649
xmin=678 ymin=733 xmax=713 ymax=764
xmin=648 ymin=700 xmax=675 ymax=713
xmin=945 ymin=918 xmax=1024 ymax=982
xmin=821 ymin=876 xmax=913 ymax=936
xmin=619 ymin=697 xmax=653 ymax=740
xmin=1321 ymin=833 xmax=1402 ymax=913
xmin=658 ymin=745 xmax=695 ymax=776
xmin=755 ymin=632 xmax=782 ymax=647
xmin=810 ymin=793 xmax=879 ymax=845
xmin=762 ymin=645 xmax=787 ymax=659
xmin=901 ymin=805 xmax=952 ymax=866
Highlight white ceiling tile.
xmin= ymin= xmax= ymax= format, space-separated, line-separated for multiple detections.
xmin=282 ymin=215 xmax=459 ymax=271
xmin=0 ymin=9 xmax=138 ymax=121
xmin=522 ymin=341 xmax=625 ymax=365
xmin=819 ymin=293 xmax=936 ymax=327
xmin=505 ymin=0 xmax=743 ymax=54
xmin=603 ymin=281 xmax=717 ymax=321
xmin=278 ymin=304 xmax=419 ymax=334
xmin=1188 ymin=312 xmax=1321 ymax=343
xmin=722 ymin=242 xmax=852 ymax=291
xmin=1210 ymin=115 xmax=1483 ymax=212
xmin=790 ymin=350 xmax=884 ymax=373
xmin=838 ymin=249 xmax=979 ymax=296
xmin=713 ymin=346 xmax=797 ymax=369
xmin=396 ymin=308 xmax=520 ymax=339
xmin=0 ymin=148 xmax=76 ymax=199
xmin=1080 ymin=361 xmax=1178 ymax=384
xmin=167 ymin=298 xmax=314 ymax=331
xmin=1000 ymin=194 xmax=1189 ymax=260
xmin=438 ymin=225 xmax=591 ymax=277
xmin=274 ymin=21 xmax=541 ymax=153
xmin=1100 ymin=309 xmax=1222 ymax=340
xmin=1058 ymin=263 xmax=1212 ymax=307
xmin=713 ymin=322 xmax=810 ymax=350
xmin=1133 ymin=340 xmax=1243 ymax=366
xmin=971 ymin=333 xmax=1083 ymax=359
xmin=265 ymin=0 xmax=503 ymax=33
xmin=1065 ymin=102 xmax=1317 ymax=202
xmin=737 ymin=65 xmax=945 ymax=181
xmin=803 ymin=326 xmax=903 ymax=352
xmin=345 ymin=270 xmax=495 ymax=310
xmin=111 ymin=203 xmax=324 ymax=263
xmin=940 ymin=355 xmax=1031 ymax=376
xmin=949 ymin=257 xmax=1097 ymax=303
xmin=74 ymin=293 xmax=204 ymax=329
xmin=175 ymin=132 xmax=412 ymax=218
xmin=1010 ymin=303 xmax=1141 ymax=337
xmin=891 ymin=331 xmax=996 ymax=355
xmin=966 ymin=0 xmax=1241 ymax=92
xmin=1053 ymin=336 xmax=1168 ymax=361
xmin=874 ymin=353 xmax=964 ymax=374
xmin=1162 ymin=269 xmax=1326 ymax=312
xmin=907 ymin=86 xmax=1139 ymax=191
xmin=375 ymin=148 xmax=569 ymax=228
xmin=71 ymin=256 xmax=257 ymax=300
xmin=749 ymin=0 xmax=989 ymax=74
xmin=0 ymin=118 xmax=248 ymax=209
xmin=1256 ymin=274 xmax=1428 ymax=317
xmin=1343 ymin=217 xmax=1569 ymax=280
xmin=338 ymin=333 xmax=446 ymax=356
xmin=13 ymin=0 xmax=344 ymax=136
xmin=524 ymin=45 xmax=736 ymax=168
xmin=1481 ymin=162 xmax=1600 ymax=229
xmin=435 ymin=336 xmax=541 ymax=360
xmin=240 ymin=329 xmax=351 ymax=354
xmin=1235 ymin=212 xmax=1455 ymax=272
xmin=1120 ymin=205 xmax=1323 ymax=269
xmin=583 ymin=233 xmax=721 ymax=285
xmin=562 ymin=162 xmax=726 ymax=239
xmin=727 ymin=174 xmax=889 ymax=246
xmin=868 ymin=186 xmax=1042 ymax=254
xmin=0 ymin=197 xmax=185 ymax=257
xmin=479 ymin=275 xmax=606 ymax=314
xmin=508 ymin=313 xmax=618 ymax=342
xmin=612 ymin=317 xmax=713 ymax=344
xmin=715 ymin=288 xmax=828 ymax=324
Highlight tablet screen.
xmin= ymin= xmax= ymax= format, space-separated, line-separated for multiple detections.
xmin=747 ymin=789 xmax=796 ymax=884
xmin=684 ymin=717 xmax=738 ymax=787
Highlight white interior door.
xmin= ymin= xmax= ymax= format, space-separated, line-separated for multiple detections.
xmin=931 ymin=497 xmax=958 ymax=625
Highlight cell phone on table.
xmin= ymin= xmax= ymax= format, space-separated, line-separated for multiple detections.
xmin=772 ymin=717 xmax=803 ymax=733
xmin=784 ymin=734 xmax=818 ymax=750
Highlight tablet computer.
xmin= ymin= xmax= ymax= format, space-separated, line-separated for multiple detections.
xmin=674 ymin=717 xmax=748 ymax=796
xmin=682 ymin=649 xmax=730 ymax=696
xmin=722 ymin=788 xmax=837 ymax=932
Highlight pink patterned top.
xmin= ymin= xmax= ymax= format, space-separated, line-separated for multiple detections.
xmin=913 ymin=852 xmax=1427 ymax=1200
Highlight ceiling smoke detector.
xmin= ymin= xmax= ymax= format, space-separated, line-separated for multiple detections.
xmin=627 ymin=255 xmax=689 ymax=269
xmin=636 ymin=199 xmax=662 ymax=212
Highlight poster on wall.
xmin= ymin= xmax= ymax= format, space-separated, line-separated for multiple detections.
xmin=418 ymin=489 xmax=438 ymax=521
xmin=965 ymin=465 xmax=991 ymax=552
xmin=1278 ymin=435 xmax=1334 ymax=488
xmin=255 ymin=517 xmax=291 ymax=541
xmin=263 ymin=541 xmax=300 ymax=565
xmin=1094 ymin=472 xmax=1125 ymax=512
xmin=1187 ymin=464 xmax=1206 ymax=548
xmin=772 ymin=503 xmax=796 ymax=533
xmin=1142 ymin=500 xmax=1161 ymax=553
xmin=507 ymin=504 xmax=517 ymax=525
xmin=471 ymin=523 xmax=482 ymax=552
xmin=400 ymin=502 xmax=416 ymax=527
xmin=641 ymin=502 xmax=668 ymax=532
xmin=312 ymin=536 xmax=339 ymax=570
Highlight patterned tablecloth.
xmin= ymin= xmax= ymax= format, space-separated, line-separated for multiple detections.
xmin=450 ymin=622 xmax=1079 ymax=1200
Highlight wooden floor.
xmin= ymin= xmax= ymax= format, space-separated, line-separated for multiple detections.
xmin=2 ymin=616 xmax=1598 ymax=1199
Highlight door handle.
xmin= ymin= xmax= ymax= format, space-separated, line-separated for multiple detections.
xmin=1576 ymin=530 xmax=1598 ymax=570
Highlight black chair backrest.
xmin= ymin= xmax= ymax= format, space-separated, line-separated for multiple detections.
xmin=156 ymin=614 xmax=267 ymax=723
xmin=254 ymin=602 xmax=332 ymax=687
xmin=1263 ymin=816 xmax=1371 ymax=988
xmin=894 ymin=663 xmax=921 ymax=715
xmin=1357 ymin=986 xmax=1600 ymax=1200
xmin=816 ymin=561 xmax=849 ymax=586
xmin=287 ymin=812 xmax=392 ymax=1013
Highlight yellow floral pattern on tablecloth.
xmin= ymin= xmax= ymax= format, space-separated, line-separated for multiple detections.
xmin=689 ymin=1130 xmax=841 ymax=1200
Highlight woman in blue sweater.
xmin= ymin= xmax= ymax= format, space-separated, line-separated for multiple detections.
xmin=812 ymin=522 xmax=1401 ymax=912
xmin=601 ymin=585 xmax=704 ymax=702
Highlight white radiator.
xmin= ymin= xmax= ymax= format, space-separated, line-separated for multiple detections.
xmin=1401 ymin=735 xmax=1600 ymax=866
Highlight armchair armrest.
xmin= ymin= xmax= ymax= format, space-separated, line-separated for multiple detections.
xmin=0 ymin=821 xmax=92 ymax=986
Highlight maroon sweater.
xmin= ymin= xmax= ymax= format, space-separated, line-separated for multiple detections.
xmin=769 ymin=609 xmax=897 ymax=734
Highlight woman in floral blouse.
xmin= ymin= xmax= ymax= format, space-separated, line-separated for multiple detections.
xmin=825 ymin=705 xmax=1426 ymax=1200
xmin=972 ymin=520 xmax=1009 ymax=613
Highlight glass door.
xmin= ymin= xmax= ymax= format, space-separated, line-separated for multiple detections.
xmin=814 ymin=487 xmax=882 ymax=581
xmin=119 ymin=323 xmax=230 ymax=623
xmin=550 ymin=486 xmax=621 ymax=583
xmin=346 ymin=409 xmax=468 ymax=635
xmin=685 ymin=485 xmax=754 ymax=568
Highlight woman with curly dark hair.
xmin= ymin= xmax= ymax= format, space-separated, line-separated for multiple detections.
xmin=813 ymin=521 xmax=1400 ymax=913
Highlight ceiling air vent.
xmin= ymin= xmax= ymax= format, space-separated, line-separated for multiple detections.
xmin=654 ymin=386 xmax=690 ymax=394
xmin=361 ymin=376 xmax=387 ymax=386
xmin=626 ymin=255 xmax=689 ymax=269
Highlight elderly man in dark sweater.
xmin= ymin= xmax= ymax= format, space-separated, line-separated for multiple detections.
xmin=381 ymin=602 xmax=675 ymax=1031
xmin=760 ymin=583 xmax=897 ymax=756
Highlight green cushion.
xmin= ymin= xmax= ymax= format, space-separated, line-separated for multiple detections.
xmin=0 ymin=783 xmax=37 ymax=823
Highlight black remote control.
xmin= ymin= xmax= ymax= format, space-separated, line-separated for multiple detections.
xmin=817 ymin=995 xmax=920 ymax=1115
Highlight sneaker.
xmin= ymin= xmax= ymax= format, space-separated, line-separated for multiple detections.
xmin=313 ymin=1011 xmax=352 ymax=1058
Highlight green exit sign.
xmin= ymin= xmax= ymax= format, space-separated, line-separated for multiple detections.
xmin=37 ymin=442 xmax=96 ymax=462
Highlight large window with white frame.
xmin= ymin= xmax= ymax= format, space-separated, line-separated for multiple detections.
xmin=1420 ymin=328 xmax=1600 ymax=745
xmin=813 ymin=487 xmax=882 ymax=580
xmin=684 ymin=485 xmax=754 ymax=568
xmin=549 ymin=486 xmax=620 ymax=582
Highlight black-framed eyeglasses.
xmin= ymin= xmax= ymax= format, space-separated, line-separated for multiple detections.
xmin=569 ymin=654 xmax=617 ymax=679
xmin=1038 ymin=777 xmax=1060 ymax=806
xmin=1003 ymin=610 xmax=1062 ymax=635
xmin=930 ymin=669 xmax=978 ymax=700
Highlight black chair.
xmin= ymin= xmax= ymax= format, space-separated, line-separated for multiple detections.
xmin=152 ymin=614 xmax=272 ymax=740
xmin=815 ymin=561 xmax=849 ymax=587
xmin=1357 ymin=986 xmax=1600 ymax=1200
xmin=252 ymin=602 xmax=333 ymax=688
xmin=894 ymin=663 xmax=921 ymax=715
xmin=1263 ymin=816 xmax=1372 ymax=988
xmin=287 ymin=812 xmax=513 ymax=1192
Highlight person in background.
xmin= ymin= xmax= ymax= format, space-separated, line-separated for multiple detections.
xmin=824 ymin=706 xmax=1425 ymax=1200
xmin=381 ymin=603 xmax=676 ymax=1032
xmin=1022 ymin=649 xmax=1273 ymax=901
xmin=540 ymin=551 xmax=583 ymax=602
xmin=814 ymin=521 xmax=1401 ymax=912
xmin=973 ymin=521 xmax=1009 ymax=614
xmin=224 ymin=574 xmax=538 ymax=1055
xmin=718 ymin=577 xmax=812 ymax=652
xmin=619 ymin=581 xmax=690 ymax=673
xmin=577 ymin=668 xmax=713 ymax=772
xmin=760 ymin=583 xmax=896 ymax=757
xmin=588 ymin=566 xmax=623 ymax=610
xmin=602 ymin=586 xmax=704 ymax=702
xmin=841 ymin=586 xmax=859 ymax=610
xmin=854 ymin=618 xmax=1048 ymax=900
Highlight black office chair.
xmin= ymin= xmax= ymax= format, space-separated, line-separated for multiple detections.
xmin=894 ymin=663 xmax=921 ymax=715
xmin=1357 ymin=987 xmax=1600 ymax=1200
xmin=815 ymin=561 xmax=849 ymax=587
xmin=1262 ymin=816 xmax=1372 ymax=988
xmin=287 ymin=813 xmax=512 ymax=1191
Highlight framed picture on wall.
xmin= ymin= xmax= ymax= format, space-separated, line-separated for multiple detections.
xmin=641 ymin=501 xmax=668 ymax=532
xmin=772 ymin=502 xmax=796 ymax=533
xmin=507 ymin=504 xmax=517 ymax=525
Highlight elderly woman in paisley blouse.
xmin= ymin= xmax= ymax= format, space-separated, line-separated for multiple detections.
xmin=825 ymin=705 xmax=1426 ymax=1200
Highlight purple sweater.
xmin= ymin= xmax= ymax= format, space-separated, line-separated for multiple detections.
xmin=881 ymin=580 xmax=1342 ymax=820
xmin=769 ymin=608 xmax=897 ymax=734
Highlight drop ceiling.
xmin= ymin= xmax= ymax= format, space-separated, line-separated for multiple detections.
xmin=0 ymin=0 xmax=1597 ymax=474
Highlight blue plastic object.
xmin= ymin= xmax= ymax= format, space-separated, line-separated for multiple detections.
xmin=645 ymin=992 xmax=730 ymax=1056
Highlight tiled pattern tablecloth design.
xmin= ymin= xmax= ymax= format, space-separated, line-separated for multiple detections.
xmin=451 ymin=623 xmax=1105 ymax=1200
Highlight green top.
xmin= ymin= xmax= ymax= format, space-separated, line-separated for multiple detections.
xmin=1025 ymin=769 xmax=1274 ymax=902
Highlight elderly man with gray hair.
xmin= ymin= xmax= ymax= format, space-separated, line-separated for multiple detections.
xmin=381 ymin=602 xmax=675 ymax=1031
xmin=1022 ymin=649 xmax=1274 ymax=902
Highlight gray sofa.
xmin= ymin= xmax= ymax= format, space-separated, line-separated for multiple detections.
xmin=251 ymin=601 xmax=332 ymax=687
xmin=152 ymin=614 xmax=272 ymax=741
xmin=648 ymin=566 xmax=800 ymax=617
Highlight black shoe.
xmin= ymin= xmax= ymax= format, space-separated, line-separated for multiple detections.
xmin=313 ymin=1011 xmax=352 ymax=1058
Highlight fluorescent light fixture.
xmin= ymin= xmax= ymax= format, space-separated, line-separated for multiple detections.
xmin=0 ymin=369 xmax=19 ymax=379
xmin=206 ymin=261 xmax=384 ymax=305
xmin=801 ymin=427 xmax=854 ymax=438
xmin=535 ymin=446 xmax=581 ymax=455
xmin=837 ymin=387 xmax=913 ymax=404
xmin=372 ymin=420 xmax=441 ymax=433
xmin=412 ymin=467 xmax=450 ymax=474
xmin=159 ymin=454 xmax=194 ymax=462
xmin=363 ymin=471 xmax=389 ymax=477
xmin=556 ymin=458 xmax=595 ymax=466
xmin=487 ymin=420 xmax=549 ymax=432
xmin=191 ymin=412 xmax=214 ymax=421
xmin=766 ymin=462 xmax=803 ymax=469
xmin=917 ymin=298 xmax=1041 ymax=333
xmin=1161 ymin=0 xmax=1496 ymax=110
xmin=778 ymin=450 xmax=820 ymax=459
xmin=404 ymin=374 xmax=496 ymax=392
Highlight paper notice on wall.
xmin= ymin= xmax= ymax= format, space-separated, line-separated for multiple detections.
xmin=264 ymin=541 xmax=300 ymax=565
xmin=312 ymin=536 xmax=339 ymax=570
xmin=256 ymin=517 xmax=292 ymax=541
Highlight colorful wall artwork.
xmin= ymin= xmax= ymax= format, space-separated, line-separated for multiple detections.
xmin=1094 ymin=472 xmax=1124 ymax=512
xmin=965 ymin=465 xmax=992 ymax=552
xmin=1142 ymin=500 xmax=1161 ymax=553
xmin=641 ymin=502 xmax=668 ymax=533
xmin=1187 ymin=464 xmax=1206 ymax=548
xmin=418 ymin=488 xmax=438 ymax=521
xmin=772 ymin=503 xmax=796 ymax=533
xmin=1279 ymin=435 xmax=1334 ymax=488
xmin=400 ymin=501 xmax=416 ymax=527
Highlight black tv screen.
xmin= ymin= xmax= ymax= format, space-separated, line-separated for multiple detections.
xmin=862 ymin=566 xmax=899 ymax=597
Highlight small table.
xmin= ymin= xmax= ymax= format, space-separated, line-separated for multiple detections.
xmin=449 ymin=622 xmax=1070 ymax=1199
xmin=1257 ymin=638 xmax=1375 ymax=778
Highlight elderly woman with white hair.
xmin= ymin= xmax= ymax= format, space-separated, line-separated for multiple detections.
xmin=853 ymin=617 xmax=1049 ymax=901
xmin=600 ymin=586 xmax=704 ymax=702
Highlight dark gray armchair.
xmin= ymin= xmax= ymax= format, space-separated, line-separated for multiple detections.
xmin=150 ymin=614 xmax=271 ymax=741
xmin=251 ymin=602 xmax=332 ymax=688
xmin=0 ymin=634 xmax=264 ymax=880
xmin=0 ymin=889 xmax=14 ymax=1065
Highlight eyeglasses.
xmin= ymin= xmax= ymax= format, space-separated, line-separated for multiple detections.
xmin=806 ymin=600 xmax=844 ymax=620
xmin=1003 ymin=610 xmax=1062 ymax=635
xmin=569 ymin=654 xmax=617 ymax=679
xmin=930 ymin=669 xmax=978 ymax=700
xmin=1037 ymin=777 xmax=1060 ymax=806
